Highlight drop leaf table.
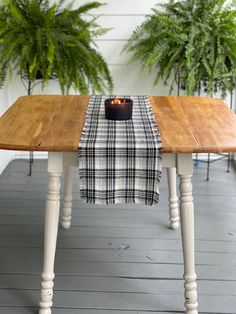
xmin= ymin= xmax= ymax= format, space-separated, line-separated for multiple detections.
xmin=0 ymin=95 xmax=236 ymax=314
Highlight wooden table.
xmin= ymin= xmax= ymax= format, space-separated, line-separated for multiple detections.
xmin=0 ymin=95 xmax=236 ymax=314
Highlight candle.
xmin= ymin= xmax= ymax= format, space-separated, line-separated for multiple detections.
xmin=104 ymin=98 xmax=133 ymax=120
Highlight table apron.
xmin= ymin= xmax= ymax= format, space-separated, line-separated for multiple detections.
xmin=61 ymin=152 xmax=193 ymax=175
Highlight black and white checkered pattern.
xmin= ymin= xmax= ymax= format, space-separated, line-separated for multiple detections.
xmin=79 ymin=95 xmax=162 ymax=205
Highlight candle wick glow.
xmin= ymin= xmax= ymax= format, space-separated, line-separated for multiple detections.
xmin=112 ymin=97 xmax=122 ymax=104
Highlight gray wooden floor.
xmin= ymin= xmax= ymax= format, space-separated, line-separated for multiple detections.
xmin=0 ymin=159 xmax=236 ymax=314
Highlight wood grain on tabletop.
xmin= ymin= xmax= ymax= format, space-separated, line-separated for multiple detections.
xmin=177 ymin=96 xmax=236 ymax=153
xmin=149 ymin=96 xmax=201 ymax=153
xmin=0 ymin=95 xmax=89 ymax=151
xmin=150 ymin=96 xmax=236 ymax=153
xmin=0 ymin=95 xmax=235 ymax=153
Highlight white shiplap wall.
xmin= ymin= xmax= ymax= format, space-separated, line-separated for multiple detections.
xmin=84 ymin=0 xmax=171 ymax=95
xmin=0 ymin=86 xmax=12 ymax=174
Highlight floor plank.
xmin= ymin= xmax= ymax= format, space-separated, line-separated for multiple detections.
xmin=0 ymin=159 xmax=235 ymax=314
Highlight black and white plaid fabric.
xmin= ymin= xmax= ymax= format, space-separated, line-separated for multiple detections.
xmin=79 ymin=95 xmax=162 ymax=205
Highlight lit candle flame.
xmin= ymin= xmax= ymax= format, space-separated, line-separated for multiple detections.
xmin=111 ymin=98 xmax=125 ymax=104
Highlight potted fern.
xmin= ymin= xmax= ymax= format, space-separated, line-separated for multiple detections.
xmin=0 ymin=0 xmax=113 ymax=175
xmin=123 ymin=0 xmax=236 ymax=97
xmin=0 ymin=0 xmax=113 ymax=95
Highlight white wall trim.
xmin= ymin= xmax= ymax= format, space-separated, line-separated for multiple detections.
xmin=0 ymin=151 xmax=11 ymax=175
xmin=0 ymin=151 xmax=48 ymax=176
xmin=12 ymin=152 xmax=48 ymax=159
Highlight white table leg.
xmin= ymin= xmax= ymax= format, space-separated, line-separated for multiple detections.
xmin=39 ymin=152 xmax=63 ymax=314
xmin=167 ymin=167 xmax=179 ymax=230
xmin=61 ymin=165 xmax=74 ymax=229
xmin=178 ymin=154 xmax=198 ymax=314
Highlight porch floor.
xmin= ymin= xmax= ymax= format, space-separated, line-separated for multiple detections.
xmin=0 ymin=159 xmax=235 ymax=314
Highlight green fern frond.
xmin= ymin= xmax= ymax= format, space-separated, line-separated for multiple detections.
xmin=124 ymin=0 xmax=236 ymax=96
xmin=0 ymin=0 xmax=113 ymax=94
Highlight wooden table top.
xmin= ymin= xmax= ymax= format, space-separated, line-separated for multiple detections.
xmin=0 ymin=95 xmax=235 ymax=153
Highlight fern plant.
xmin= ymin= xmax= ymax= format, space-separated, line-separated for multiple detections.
xmin=123 ymin=0 xmax=236 ymax=97
xmin=0 ymin=0 xmax=113 ymax=95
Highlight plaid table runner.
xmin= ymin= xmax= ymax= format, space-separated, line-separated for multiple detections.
xmin=79 ymin=95 xmax=162 ymax=205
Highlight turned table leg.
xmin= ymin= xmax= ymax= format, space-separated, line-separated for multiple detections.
xmin=167 ymin=167 xmax=179 ymax=230
xmin=178 ymin=154 xmax=198 ymax=314
xmin=39 ymin=152 xmax=63 ymax=314
xmin=61 ymin=165 xmax=74 ymax=229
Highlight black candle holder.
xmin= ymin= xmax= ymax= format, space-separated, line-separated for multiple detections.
xmin=104 ymin=98 xmax=133 ymax=121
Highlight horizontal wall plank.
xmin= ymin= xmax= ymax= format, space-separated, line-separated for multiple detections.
xmin=4 ymin=65 xmax=172 ymax=97
xmin=108 ymin=64 xmax=170 ymax=95
xmin=74 ymin=0 xmax=159 ymax=15
xmin=97 ymin=15 xmax=145 ymax=40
